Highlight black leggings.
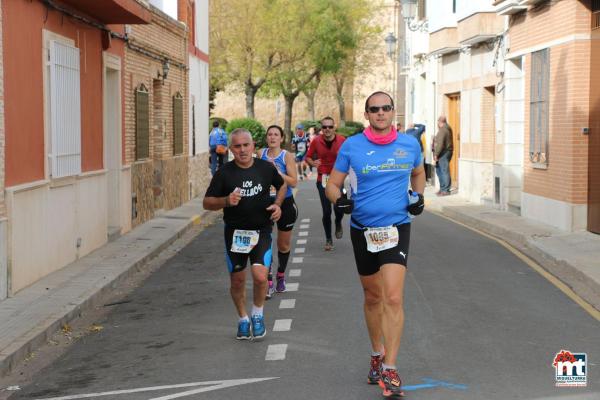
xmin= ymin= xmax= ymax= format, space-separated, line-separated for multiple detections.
xmin=316 ymin=181 xmax=344 ymax=240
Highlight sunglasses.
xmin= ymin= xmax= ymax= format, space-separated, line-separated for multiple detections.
xmin=321 ymin=125 xmax=334 ymax=129
xmin=367 ymin=105 xmax=394 ymax=113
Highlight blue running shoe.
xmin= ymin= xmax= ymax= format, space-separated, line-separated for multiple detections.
xmin=236 ymin=319 xmax=251 ymax=340
xmin=251 ymin=314 xmax=266 ymax=339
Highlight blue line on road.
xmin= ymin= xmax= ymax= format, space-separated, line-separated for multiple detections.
xmin=402 ymin=378 xmax=468 ymax=391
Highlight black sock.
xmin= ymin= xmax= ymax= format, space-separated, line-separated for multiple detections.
xmin=277 ymin=251 xmax=290 ymax=274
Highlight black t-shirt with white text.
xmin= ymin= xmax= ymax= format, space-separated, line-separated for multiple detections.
xmin=205 ymin=158 xmax=284 ymax=229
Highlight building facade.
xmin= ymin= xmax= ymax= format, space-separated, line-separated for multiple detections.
xmin=0 ymin=0 xmax=6 ymax=300
xmin=124 ymin=4 xmax=190 ymax=227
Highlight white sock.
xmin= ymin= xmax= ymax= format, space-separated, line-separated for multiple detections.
xmin=251 ymin=305 xmax=263 ymax=316
xmin=382 ymin=363 xmax=396 ymax=371
xmin=239 ymin=315 xmax=249 ymax=323
xmin=371 ymin=351 xmax=382 ymax=357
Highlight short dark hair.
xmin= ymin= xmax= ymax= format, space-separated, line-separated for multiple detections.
xmin=266 ymin=124 xmax=284 ymax=137
xmin=212 ymin=121 xmax=220 ymax=128
xmin=364 ymin=91 xmax=394 ymax=112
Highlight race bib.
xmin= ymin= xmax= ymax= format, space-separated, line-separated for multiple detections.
xmin=364 ymin=226 xmax=398 ymax=253
xmin=269 ymin=185 xmax=277 ymax=197
xmin=296 ymin=142 xmax=306 ymax=152
xmin=321 ymin=174 xmax=329 ymax=188
xmin=231 ymin=230 xmax=260 ymax=253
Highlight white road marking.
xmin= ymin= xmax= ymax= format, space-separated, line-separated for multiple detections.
xmin=265 ymin=344 xmax=288 ymax=360
xmin=298 ymin=231 xmax=308 ymax=237
xmin=292 ymin=257 xmax=303 ymax=263
xmin=294 ymin=247 xmax=305 ymax=254
xmin=289 ymin=269 xmax=301 ymax=277
xmin=38 ymin=378 xmax=278 ymax=400
xmin=296 ymin=239 xmax=307 ymax=245
xmin=301 ymin=218 xmax=310 ymax=223
xmin=299 ymin=224 xmax=309 ymax=229
xmin=273 ymin=319 xmax=292 ymax=331
xmin=286 ymin=282 xmax=299 ymax=291
xmin=279 ymin=299 xmax=296 ymax=309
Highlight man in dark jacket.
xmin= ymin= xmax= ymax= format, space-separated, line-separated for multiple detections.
xmin=433 ymin=116 xmax=453 ymax=196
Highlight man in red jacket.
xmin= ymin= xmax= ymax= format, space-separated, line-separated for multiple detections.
xmin=306 ymin=116 xmax=346 ymax=251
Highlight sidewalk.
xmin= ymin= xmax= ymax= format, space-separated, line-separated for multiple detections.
xmin=424 ymin=186 xmax=600 ymax=316
xmin=0 ymin=198 xmax=211 ymax=377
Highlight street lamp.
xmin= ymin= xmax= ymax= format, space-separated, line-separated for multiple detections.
xmin=400 ymin=0 xmax=428 ymax=32
xmin=384 ymin=32 xmax=397 ymax=60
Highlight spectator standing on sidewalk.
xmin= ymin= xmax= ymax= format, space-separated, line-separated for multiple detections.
xmin=433 ymin=116 xmax=453 ymax=196
xmin=258 ymin=125 xmax=298 ymax=298
xmin=203 ymin=128 xmax=286 ymax=340
xmin=325 ymin=91 xmax=425 ymax=398
xmin=306 ymin=116 xmax=346 ymax=251
xmin=209 ymin=121 xmax=228 ymax=175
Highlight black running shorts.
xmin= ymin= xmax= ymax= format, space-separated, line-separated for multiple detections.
xmin=224 ymin=226 xmax=272 ymax=273
xmin=276 ymin=196 xmax=298 ymax=232
xmin=349 ymin=223 xmax=411 ymax=276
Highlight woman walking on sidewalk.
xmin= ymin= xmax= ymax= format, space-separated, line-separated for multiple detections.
xmin=258 ymin=125 xmax=298 ymax=298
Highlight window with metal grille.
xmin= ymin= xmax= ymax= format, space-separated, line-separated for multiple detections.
xmin=529 ymin=48 xmax=549 ymax=166
xmin=593 ymin=0 xmax=600 ymax=30
xmin=173 ymin=92 xmax=184 ymax=155
xmin=49 ymin=40 xmax=81 ymax=178
xmin=135 ymin=84 xmax=150 ymax=160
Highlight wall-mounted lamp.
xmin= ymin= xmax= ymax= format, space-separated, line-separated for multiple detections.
xmin=400 ymin=0 xmax=428 ymax=32
xmin=157 ymin=60 xmax=170 ymax=84
xmin=384 ymin=32 xmax=397 ymax=60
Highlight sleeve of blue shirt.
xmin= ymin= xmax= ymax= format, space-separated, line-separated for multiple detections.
xmin=333 ymin=140 xmax=351 ymax=174
xmin=414 ymin=140 xmax=423 ymax=167
xmin=209 ymin=129 xmax=217 ymax=148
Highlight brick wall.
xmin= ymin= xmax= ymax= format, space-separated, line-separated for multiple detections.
xmin=124 ymin=5 xmax=189 ymax=225
xmin=514 ymin=1 xmax=591 ymax=205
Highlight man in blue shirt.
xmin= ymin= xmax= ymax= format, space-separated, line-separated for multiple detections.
xmin=209 ymin=121 xmax=228 ymax=175
xmin=325 ymin=91 xmax=425 ymax=398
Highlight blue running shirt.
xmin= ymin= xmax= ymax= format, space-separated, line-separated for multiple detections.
xmin=261 ymin=149 xmax=293 ymax=198
xmin=334 ymin=133 xmax=422 ymax=228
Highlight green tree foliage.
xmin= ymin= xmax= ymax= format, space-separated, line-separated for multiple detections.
xmin=226 ymin=118 xmax=267 ymax=148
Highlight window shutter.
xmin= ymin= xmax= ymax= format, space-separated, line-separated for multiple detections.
xmin=529 ymin=49 xmax=549 ymax=165
xmin=173 ymin=92 xmax=184 ymax=155
xmin=418 ymin=0 xmax=426 ymax=20
xmin=135 ymin=84 xmax=150 ymax=160
xmin=49 ymin=40 xmax=81 ymax=178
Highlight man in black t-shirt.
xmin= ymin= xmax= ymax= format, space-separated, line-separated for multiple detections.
xmin=203 ymin=128 xmax=286 ymax=340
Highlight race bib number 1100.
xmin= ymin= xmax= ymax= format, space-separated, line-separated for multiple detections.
xmin=231 ymin=230 xmax=260 ymax=253
xmin=364 ymin=226 xmax=398 ymax=253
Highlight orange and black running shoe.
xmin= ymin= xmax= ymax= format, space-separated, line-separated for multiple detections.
xmin=378 ymin=368 xmax=404 ymax=398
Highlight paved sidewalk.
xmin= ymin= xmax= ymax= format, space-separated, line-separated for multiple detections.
xmin=0 ymin=198 xmax=210 ymax=377
xmin=424 ymin=186 xmax=600 ymax=316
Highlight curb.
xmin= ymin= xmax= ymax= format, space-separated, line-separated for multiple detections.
xmin=438 ymin=206 xmax=600 ymax=313
xmin=0 ymin=210 xmax=216 ymax=378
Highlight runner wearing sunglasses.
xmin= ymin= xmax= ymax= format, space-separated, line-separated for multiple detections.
xmin=325 ymin=92 xmax=426 ymax=398
xmin=306 ymin=116 xmax=346 ymax=251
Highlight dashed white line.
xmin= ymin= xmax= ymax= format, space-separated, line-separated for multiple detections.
xmin=292 ymin=257 xmax=303 ymax=263
xmin=289 ymin=269 xmax=301 ymax=277
xmin=294 ymin=247 xmax=305 ymax=254
xmin=296 ymin=239 xmax=307 ymax=245
xmin=286 ymin=282 xmax=299 ymax=292
xmin=299 ymin=224 xmax=309 ymax=229
xmin=301 ymin=218 xmax=310 ymax=223
xmin=298 ymin=231 xmax=308 ymax=237
xmin=265 ymin=344 xmax=288 ymax=361
xmin=279 ymin=299 xmax=296 ymax=309
xmin=273 ymin=319 xmax=292 ymax=331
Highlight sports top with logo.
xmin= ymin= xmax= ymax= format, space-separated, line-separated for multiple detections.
xmin=334 ymin=132 xmax=422 ymax=228
xmin=260 ymin=149 xmax=293 ymax=198
xmin=305 ymin=134 xmax=345 ymax=183
xmin=292 ymin=134 xmax=309 ymax=159
xmin=205 ymin=158 xmax=284 ymax=229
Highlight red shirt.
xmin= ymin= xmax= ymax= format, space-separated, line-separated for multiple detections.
xmin=306 ymin=134 xmax=345 ymax=182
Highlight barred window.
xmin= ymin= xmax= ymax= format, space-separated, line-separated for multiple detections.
xmin=173 ymin=92 xmax=184 ymax=155
xmin=529 ymin=49 xmax=549 ymax=166
xmin=135 ymin=84 xmax=150 ymax=160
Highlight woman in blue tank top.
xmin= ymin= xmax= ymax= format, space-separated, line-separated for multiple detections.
xmin=258 ymin=125 xmax=298 ymax=298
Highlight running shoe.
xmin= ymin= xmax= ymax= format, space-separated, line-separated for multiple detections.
xmin=266 ymin=281 xmax=275 ymax=300
xmin=324 ymin=240 xmax=334 ymax=251
xmin=251 ymin=314 xmax=266 ymax=339
xmin=276 ymin=275 xmax=286 ymax=293
xmin=236 ymin=319 xmax=251 ymax=340
xmin=335 ymin=224 xmax=343 ymax=239
xmin=368 ymin=354 xmax=383 ymax=384
xmin=379 ymin=369 xmax=404 ymax=398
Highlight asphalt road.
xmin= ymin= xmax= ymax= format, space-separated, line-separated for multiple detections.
xmin=5 ymin=177 xmax=600 ymax=400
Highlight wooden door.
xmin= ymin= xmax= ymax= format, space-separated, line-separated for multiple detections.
xmin=447 ymin=94 xmax=460 ymax=187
